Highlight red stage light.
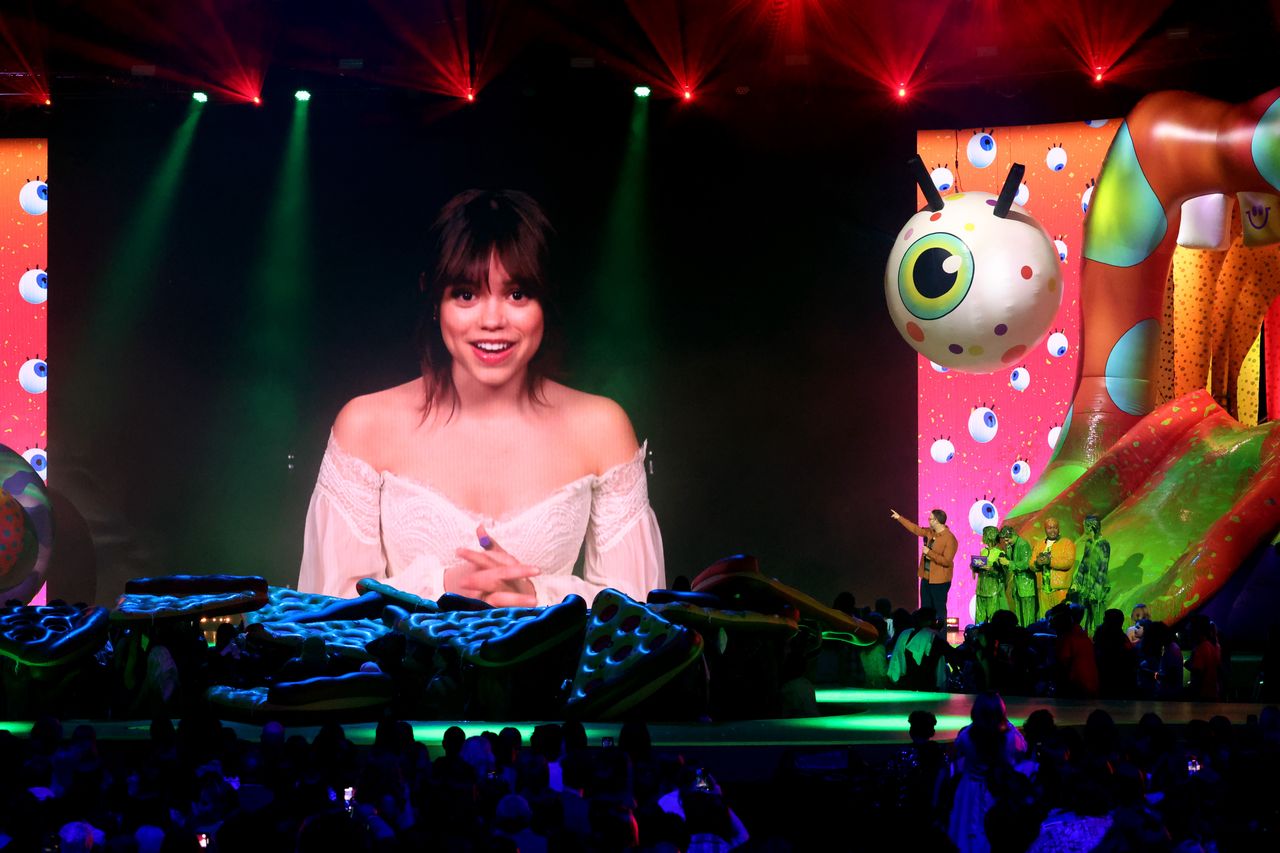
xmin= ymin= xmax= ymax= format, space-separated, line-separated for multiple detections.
xmin=43 ymin=97 xmax=51 ymax=106
xmin=682 ymin=87 xmax=692 ymax=101
xmin=897 ymin=85 xmax=908 ymax=99
xmin=465 ymin=87 xmax=475 ymax=102
xmin=252 ymin=95 xmax=262 ymax=105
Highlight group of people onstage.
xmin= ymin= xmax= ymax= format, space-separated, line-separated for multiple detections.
xmin=893 ymin=509 xmax=1112 ymax=633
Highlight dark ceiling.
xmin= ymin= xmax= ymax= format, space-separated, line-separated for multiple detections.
xmin=2 ymin=0 xmax=1279 ymax=131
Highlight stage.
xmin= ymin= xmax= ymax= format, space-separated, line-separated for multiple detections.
xmin=2 ymin=688 xmax=1262 ymax=750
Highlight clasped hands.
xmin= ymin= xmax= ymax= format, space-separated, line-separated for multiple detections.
xmin=444 ymin=524 xmax=540 ymax=608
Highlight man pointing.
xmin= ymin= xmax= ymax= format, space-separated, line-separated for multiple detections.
xmin=891 ymin=508 xmax=957 ymax=625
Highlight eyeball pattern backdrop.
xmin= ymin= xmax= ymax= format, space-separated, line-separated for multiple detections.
xmin=0 ymin=140 xmax=48 ymax=479
xmin=913 ymin=120 xmax=1118 ymax=621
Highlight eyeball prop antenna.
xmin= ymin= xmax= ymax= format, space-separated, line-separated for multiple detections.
xmin=885 ymin=158 xmax=1063 ymax=373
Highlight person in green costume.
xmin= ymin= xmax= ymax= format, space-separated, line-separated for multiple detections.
xmin=1069 ymin=514 xmax=1111 ymax=636
xmin=971 ymin=526 xmax=1007 ymax=624
xmin=998 ymin=525 xmax=1036 ymax=627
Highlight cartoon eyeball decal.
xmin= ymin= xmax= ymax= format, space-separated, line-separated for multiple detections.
xmin=884 ymin=191 xmax=1064 ymax=373
xmin=1082 ymin=180 xmax=1095 ymax=213
xmin=19 ymin=178 xmax=48 ymax=216
xmin=968 ymin=498 xmax=1000 ymax=534
xmin=930 ymin=438 xmax=956 ymax=463
xmin=930 ymin=165 xmax=954 ymax=193
xmin=929 ymin=361 xmax=949 ymax=373
xmin=967 ymin=130 xmax=996 ymax=168
xmin=22 ymin=448 xmax=47 ymax=481
xmin=1047 ymin=424 xmax=1063 ymax=450
xmin=1046 ymin=145 xmax=1067 ymax=172
xmin=968 ymin=406 xmax=998 ymax=443
xmin=1046 ymin=331 xmax=1069 ymax=357
xmin=1014 ymin=182 xmax=1029 ymax=206
xmin=18 ymin=358 xmax=47 ymax=394
xmin=1009 ymin=367 xmax=1030 ymax=391
xmin=1085 ymin=119 xmax=1108 ymax=128
xmin=1011 ymin=459 xmax=1031 ymax=484
xmin=19 ymin=268 xmax=48 ymax=305
xmin=1054 ymin=237 xmax=1068 ymax=262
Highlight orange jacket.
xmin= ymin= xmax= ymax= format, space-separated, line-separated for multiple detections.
xmin=896 ymin=517 xmax=957 ymax=584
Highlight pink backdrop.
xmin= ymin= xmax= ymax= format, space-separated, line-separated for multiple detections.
xmin=913 ymin=120 xmax=1118 ymax=621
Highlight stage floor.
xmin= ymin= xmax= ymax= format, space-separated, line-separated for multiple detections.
xmin=1 ymin=689 xmax=1265 ymax=750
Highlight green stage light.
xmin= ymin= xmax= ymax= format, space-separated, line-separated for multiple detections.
xmin=815 ymin=688 xmax=954 ymax=704
xmin=294 ymin=89 xmax=311 ymax=102
xmin=192 ymin=91 xmax=208 ymax=103
xmin=634 ymin=86 xmax=651 ymax=98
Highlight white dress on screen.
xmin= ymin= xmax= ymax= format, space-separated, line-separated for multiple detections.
xmin=297 ymin=433 xmax=665 ymax=605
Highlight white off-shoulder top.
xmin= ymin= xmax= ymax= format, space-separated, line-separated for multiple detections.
xmin=297 ymin=433 xmax=665 ymax=605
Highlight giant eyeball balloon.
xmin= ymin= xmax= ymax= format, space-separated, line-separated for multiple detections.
xmin=18 ymin=358 xmax=46 ymax=394
xmin=969 ymin=498 xmax=999 ymax=534
xmin=19 ymin=268 xmax=47 ymax=305
xmin=19 ymin=179 xmax=47 ymax=216
xmin=968 ymin=406 xmax=999 ymax=443
xmin=930 ymin=438 xmax=955 ymax=463
xmin=885 ymin=176 xmax=1064 ymax=373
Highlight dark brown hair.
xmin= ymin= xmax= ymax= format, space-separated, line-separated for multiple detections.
xmin=416 ymin=189 xmax=561 ymax=418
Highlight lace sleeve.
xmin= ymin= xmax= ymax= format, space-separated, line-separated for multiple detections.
xmin=297 ymin=434 xmax=387 ymax=597
xmin=526 ymin=443 xmax=665 ymax=605
xmin=589 ymin=443 xmax=652 ymax=552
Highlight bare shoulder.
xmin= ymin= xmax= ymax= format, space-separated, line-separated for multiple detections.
xmin=544 ymin=382 xmax=640 ymax=473
xmin=332 ymin=380 xmax=422 ymax=467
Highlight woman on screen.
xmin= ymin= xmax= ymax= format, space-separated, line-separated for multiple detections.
xmin=297 ymin=190 xmax=664 ymax=606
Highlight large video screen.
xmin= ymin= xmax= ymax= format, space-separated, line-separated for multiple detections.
xmin=50 ymin=93 xmax=920 ymax=610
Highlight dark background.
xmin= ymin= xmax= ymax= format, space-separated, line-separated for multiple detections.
xmin=3 ymin=0 xmax=1277 ymax=607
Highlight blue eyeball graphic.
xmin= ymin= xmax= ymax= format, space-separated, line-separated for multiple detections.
xmin=19 ymin=357 xmax=47 ymax=394
xmin=1014 ymin=182 xmax=1030 ymax=206
xmin=1082 ymin=181 xmax=1095 ymax=213
xmin=22 ymin=447 xmax=47 ymax=481
xmin=929 ymin=361 xmax=949 ymax=373
xmin=1054 ymin=237 xmax=1068 ymax=263
xmin=1009 ymin=367 xmax=1030 ymax=391
xmin=968 ymin=406 xmax=998 ymax=443
xmin=930 ymin=165 xmax=954 ymax=193
xmin=968 ymin=498 xmax=1000 ymax=534
xmin=19 ymin=179 xmax=47 ymax=216
xmin=1085 ymin=119 xmax=1109 ymax=128
xmin=1046 ymin=145 xmax=1067 ymax=172
xmin=1011 ymin=460 xmax=1031 ymax=484
xmin=1048 ymin=424 xmax=1063 ymax=450
xmin=967 ymin=131 xmax=997 ymax=168
xmin=930 ymin=438 xmax=956 ymax=463
xmin=19 ymin=267 xmax=48 ymax=305
xmin=1047 ymin=331 xmax=1069 ymax=357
